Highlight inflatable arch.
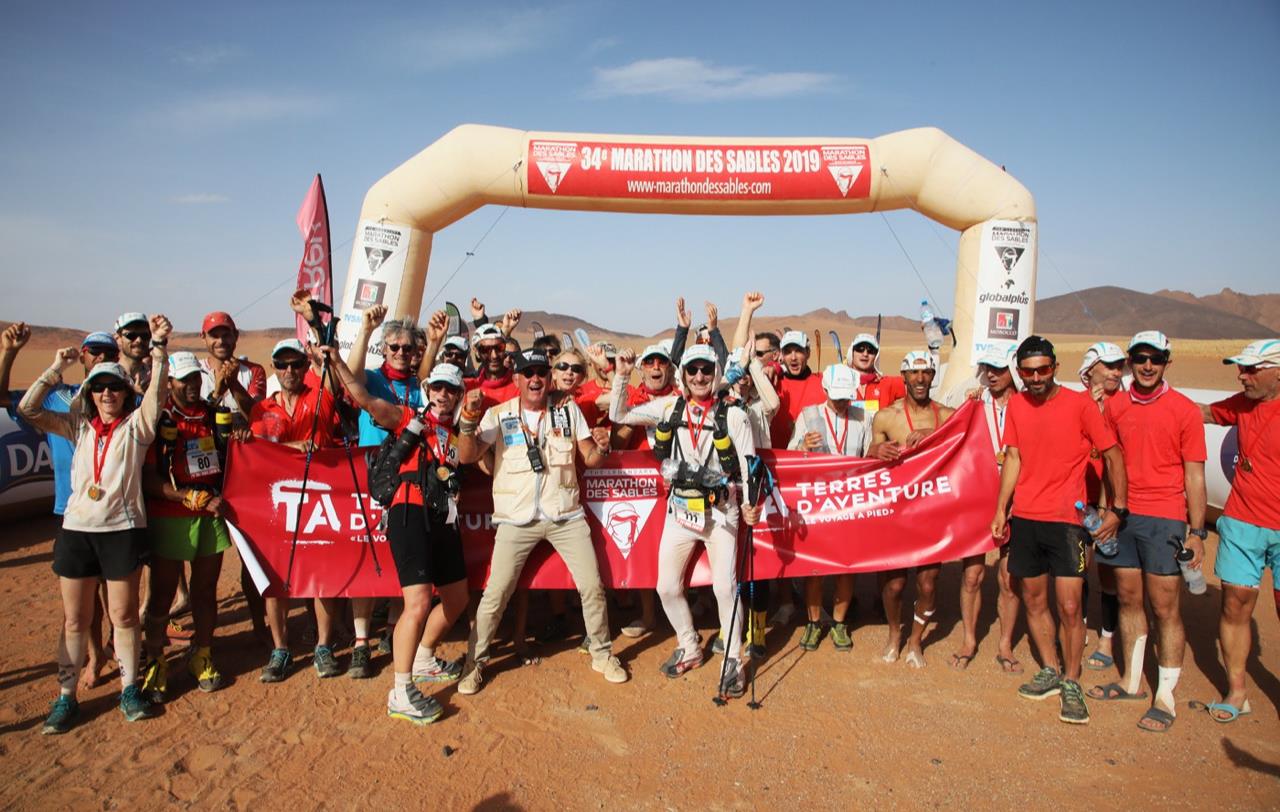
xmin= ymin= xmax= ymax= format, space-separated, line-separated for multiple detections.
xmin=334 ymin=125 xmax=1037 ymax=394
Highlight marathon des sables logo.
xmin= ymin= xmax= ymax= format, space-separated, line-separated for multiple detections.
xmin=270 ymin=480 xmax=385 ymax=544
xmin=584 ymin=468 xmax=660 ymax=559
xmin=530 ymin=140 xmax=578 ymax=193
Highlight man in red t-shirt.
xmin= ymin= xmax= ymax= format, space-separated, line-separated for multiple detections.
xmin=769 ymin=330 xmax=825 ymax=447
xmin=246 ymin=338 xmax=345 ymax=683
xmin=198 ymin=311 xmax=267 ymax=423
xmin=463 ymin=323 xmax=518 ymax=411
xmin=1098 ymin=331 xmax=1206 ymax=731
xmin=1199 ymin=338 xmax=1280 ymax=722
xmin=991 ymin=336 xmax=1128 ymax=725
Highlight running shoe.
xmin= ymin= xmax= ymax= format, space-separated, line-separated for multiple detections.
xmin=187 ymin=647 xmax=223 ymax=693
xmin=719 ymin=658 xmax=746 ymax=699
xmin=41 ymin=695 xmax=79 ymax=735
xmin=457 ymin=661 xmax=484 ymax=695
xmin=830 ymin=622 xmax=853 ymax=652
xmin=140 ymin=656 xmax=168 ymax=704
xmin=348 ymin=645 xmax=373 ymax=680
xmin=799 ymin=621 xmax=823 ymax=651
xmin=1018 ymin=667 xmax=1062 ymax=700
xmin=659 ymin=647 xmax=703 ymax=679
xmin=577 ymin=634 xmax=591 ymax=655
xmin=119 ymin=684 xmax=157 ymax=722
xmin=387 ymin=684 xmax=444 ymax=726
xmin=592 ymin=655 xmax=629 ymax=684
xmin=260 ymin=648 xmax=292 ymax=683
xmin=413 ymin=655 xmax=463 ymax=684
xmin=313 ymin=645 xmax=342 ymax=678
xmin=377 ymin=627 xmax=394 ymax=655
xmin=711 ymin=635 xmax=725 ymax=656
xmin=1058 ymin=680 xmax=1090 ymax=724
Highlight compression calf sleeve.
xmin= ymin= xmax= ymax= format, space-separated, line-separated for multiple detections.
xmin=115 ymin=625 xmax=141 ymax=688
xmin=1100 ymin=589 xmax=1119 ymax=637
xmin=1123 ymin=634 xmax=1147 ymax=696
xmin=57 ymin=630 xmax=84 ymax=696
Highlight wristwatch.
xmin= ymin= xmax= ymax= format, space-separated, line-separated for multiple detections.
xmin=150 ymin=339 xmax=168 ymax=349
xmin=1109 ymin=506 xmax=1130 ymax=521
xmin=1188 ymin=528 xmax=1208 ymax=540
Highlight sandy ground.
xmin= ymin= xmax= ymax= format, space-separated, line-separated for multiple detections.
xmin=2 ymin=331 xmax=1276 ymax=809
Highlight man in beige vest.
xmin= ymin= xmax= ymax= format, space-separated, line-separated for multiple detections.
xmin=456 ymin=348 xmax=629 ymax=693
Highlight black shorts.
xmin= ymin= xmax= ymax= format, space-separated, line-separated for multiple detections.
xmin=1008 ymin=517 xmax=1089 ymax=579
xmin=53 ymin=527 xmax=150 ymax=580
xmin=386 ymin=503 xmax=467 ymax=588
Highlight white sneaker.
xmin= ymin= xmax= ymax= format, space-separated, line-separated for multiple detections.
xmin=457 ymin=661 xmax=484 ymax=695
xmin=620 ymin=619 xmax=650 ymax=638
xmin=387 ymin=684 xmax=443 ymax=725
xmin=592 ymin=655 xmax=629 ymax=684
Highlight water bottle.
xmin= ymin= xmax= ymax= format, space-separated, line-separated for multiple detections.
xmin=801 ymin=404 xmax=828 ymax=453
xmin=1075 ymin=501 xmax=1117 ymax=556
xmin=920 ymin=300 xmax=944 ymax=351
xmin=1173 ymin=537 xmax=1207 ymax=595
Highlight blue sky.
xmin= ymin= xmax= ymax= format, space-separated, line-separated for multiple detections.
xmin=2 ymin=1 xmax=1277 ymax=334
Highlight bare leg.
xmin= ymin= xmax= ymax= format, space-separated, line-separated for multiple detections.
xmin=1054 ymin=577 xmax=1085 ymax=682
xmin=265 ymin=597 xmax=289 ymax=650
xmin=421 ymin=580 xmax=469 ymax=651
xmin=240 ymin=563 xmax=269 ymax=644
xmin=905 ymin=563 xmax=940 ymax=667
xmin=1016 ymin=574 xmax=1060 ymax=672
xmin=393 ymin=585 xmax=432 ymax=675
xmin=1112 ymin=567 xmax=1147 ymax=696
xmin=804 ymin=576 xmax=823 ymax=622
xmin=313 ymin=598 xmax=341 ymax=647
xmin=877 ymin=569 xmax=907 ymax=662
xmin=832 ymin=575 xmax=855 ymax=623
xmin=58 ymin=577 xmax=99 ymax=696
xmin=995 ymin=550 xmax=1022 ymax=672
xmin=1091 ymin=560 xmax=1118 ymax=665
xmin=953 ymin=554 xmax=984 ymax=667
xmin=79 ymin=584 xmax=107 ymax=690
xmin=1141 ymin=573 xmax=1184 ymax=728
xmin=143 ymin=557 xmax=183 ymax=658
xmin=190 ymin=553 xmax=223 ymax=648
xmin=1215 ymin=584 xmax=1258 ymax=719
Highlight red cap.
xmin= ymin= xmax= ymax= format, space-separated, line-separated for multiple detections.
xmin=201 ymin=311 xmax=237 ymax=334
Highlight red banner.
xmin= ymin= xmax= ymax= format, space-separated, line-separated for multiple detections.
xmin=222 ymin=401 xmax=1000 ymax=598
xmin=526 ymin=140 xmax=871 ymax=201
xmin=294 ymin=174 xmax=331 ymax=343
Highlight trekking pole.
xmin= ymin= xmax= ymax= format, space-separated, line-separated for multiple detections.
xmin=745 ymin=455 xmax=771 ymax=710
xmin=341 ymin=433 xmax=381 ymax=576
xmin=713 ymin=525 xmax=747 ymax=707
xmin=283 ymin=350 xmax=330 ymax=592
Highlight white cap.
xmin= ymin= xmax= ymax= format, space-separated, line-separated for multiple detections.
xmin=679 ymin=344 xmax=717 ymax=370
xmin=1128 ymin=330 xmax=1171 ymax=354
xmin=426 ymin=363 xmax=464 ymax=389
xmin=473 ymin=323 xmax=504 ymax=343
xmin=821 ymin=364 xmax=856 ymax=400
xmin=975 ymin=343 xmax=1015 ymax=369
xmin=84 ymin=362 xmax=128 ymax=385
xmin=900 ymin=350 xmax=936 ymax=371
xmin=640 ymin=343 xmax=670 ymax=362
xmin=658 ymin=338 xmax=674 ymax=356
xmin=114 ymin=312 xmax=148 ymax=333
xmin=780 ymin=330 xmax=808 ymax=350
xmin=271 ymin=338 xmax=307 ymax=358
xmin=1223 ymin=338 xmax=1280 ymax=368
xmin=169 ymin=351 xmax=201 ymax=380
xmin=443 ymin=335 xmax=469 ymax=352
xmin=1078 ymin=342 xmax=1125 ymax=377
xmin=848 ymin=333 xmax=880 ymax=353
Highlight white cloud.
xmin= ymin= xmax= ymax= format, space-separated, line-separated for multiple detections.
xmin=170 ymin=44 xmax=241 ymax=69
xmin=140 ymin=90 xmax=331 ymax=132
xmin=395 ymin=7 xmax=568 ymax=70
xmin=169 ymin=193 xmax=229 ymax=205
xmin=588 ymin=57 xmax=836 ymax=101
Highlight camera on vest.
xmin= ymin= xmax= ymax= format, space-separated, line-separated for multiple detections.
xmin=525 ymin=443 xmax=545 ymax=474
xmin=660 ymin=458 xmax=729 ymax=504
xmin=426 ymin=464 xmax=461 ymax=515
xmin=390 ymin=415 xmax=424 ymax=466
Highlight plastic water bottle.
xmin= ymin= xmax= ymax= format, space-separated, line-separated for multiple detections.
xmin=920 ymin=300 xmax=944 ymax=351
xmin=1075 ymin=501 xmax=1117 ymax=556
xmin=801 ymin=405 xmax=828 ymax=453
xmin=1174 ymin=539 xmax=1207 ymax=595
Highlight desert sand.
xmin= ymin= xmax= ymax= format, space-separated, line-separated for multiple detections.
xmin=0 ymin=327 xmax=1276 ymax=810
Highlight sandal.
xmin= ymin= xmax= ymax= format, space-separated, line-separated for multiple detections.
xmin=1086 ymin=682 xmax=1149 ymax=702
xmin=994 ymin=654 xmax=1024 ymax=674
xmin=949 ymin=652 xmax=975 ymax=670
xmin=1084 ymin=650 xmax=1113 ymax=671
xmin=1137 ymin=706 xmax=1175 ymax=733
xmin=1191 ymin=698 xmax=1253 ymax=723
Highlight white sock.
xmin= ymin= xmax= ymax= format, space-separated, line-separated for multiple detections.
xmin=1123 ymin=634 xmax=1147 ymax=696
xmin=353 ymin=617 xmax=370 ymax=641
xmin=1155 ymin=666 xmax=1180 ymax=713
xmin=1099 ymin=628 xmax=1113 ymax=639
xmin=413 ymin=645 xmax=436 ymax=673
xmin=115 ymin=625 xmax=140 ymax=688
xmin=394 ymin=671 xmax=411 ymax=688
xmin=57 ymin=630 xmax=83 ymax=697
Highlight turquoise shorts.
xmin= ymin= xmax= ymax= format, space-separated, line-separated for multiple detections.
xmin=1215 ymin=515 xmax=1280 ymax=589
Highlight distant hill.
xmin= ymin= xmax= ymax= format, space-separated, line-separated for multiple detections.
xmin=1036 ymin=286 xmax=1273 ymax=339
xmin=1154 ymin=288 xmax=1280 ymax=333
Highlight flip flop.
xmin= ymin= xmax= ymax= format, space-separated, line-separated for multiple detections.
xmin=994 ymin=655 xmax=1024 ymax=674
xmin=1137 ymin=706 xmax=1175 ymax=733
xmin=1192 ymin=699 xmax=1253 ymax=723
xmin=904 ymin=650 xmax=925 ymax=669
xmin=1087 ymin=682 xmax=1149 ymax=701
xmin=1084 ymin=650 xmax=1114 ymax=671
xmin=948 ymin=653 xmax=975 ymax=671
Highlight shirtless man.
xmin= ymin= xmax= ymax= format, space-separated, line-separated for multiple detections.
xmin=867 ymin=351 xmax=955 ymax=667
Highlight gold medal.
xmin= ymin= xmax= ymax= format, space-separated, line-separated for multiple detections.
xmin=995 ymin=450 xmax=1006 ymax=466
xmin=436 ymin=466 xmax=452 ymax=481
xmin=1240 ymin=456 xmax=1253 ymax=473
xmin=86 ymin=484 xmax=103 ymax=501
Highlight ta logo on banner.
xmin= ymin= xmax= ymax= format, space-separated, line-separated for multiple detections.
xmin=271 ymin=479 xmax=339 ymax=541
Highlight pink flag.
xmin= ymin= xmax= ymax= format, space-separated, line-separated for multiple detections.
xmin=294 ymin=174 xmax=331 ymax=342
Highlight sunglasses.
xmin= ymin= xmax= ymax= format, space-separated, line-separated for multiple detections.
xmin=641 ymin=356 xmax=669 ymax=367
xmin=85 ymin=346 xmax=119 ymax=359
xmin=428 ymin=382 xmax=462 ymax=393
xmin=852 ymin=344 xmax=876 ymax=355
xmin=1128 ymin=352 xmax=1168 ymax=367
xmin=978 ymin=363 xmax=1008 ymax=374
xmin=1016 ymin=363 xmax=1055 ymax=379
xmin=120 ymin=331 xmax=150 ymax=342
xmin=1237 ymin=364 xmax=1267 ymax=376
xmin=753 ymin=349 xmax=775 ymax=358
xmin=476 ymin=344 xmax=506 ymax=356
xmin=274 ymin=359 xmax=309 ymax=371
xmin=88 ymin=381 xmax=129 ymax=394
xmin=385 ymin=342 xmax=414 ymax=354
xmin=441 ymin=347 xmax=466 ymax=357
xmin=555 ymin=362 xmax=586 ymax=375
xmin=686 ymin=363 xmax=715 ymax=377
xmin=520 ymin=366 xmax=551 ymax=378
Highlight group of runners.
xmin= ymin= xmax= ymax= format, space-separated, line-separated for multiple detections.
xmin=1 ymin=289 xmax=1276 ymax=734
